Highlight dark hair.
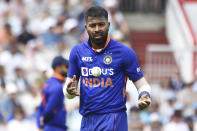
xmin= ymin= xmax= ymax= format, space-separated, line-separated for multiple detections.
xmin=85 ymin=6 xmax=108 ymax=21
xmin=52 ymin=56 xmax=69 ymax=69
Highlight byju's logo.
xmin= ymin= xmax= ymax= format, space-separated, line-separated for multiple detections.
xmin=81 ymin=67 xmax=88 ymax=76
xmin=81 ymin=67 xmax=114 ymax=76
xmin=82 ymin=57 xmax=92 ymax=62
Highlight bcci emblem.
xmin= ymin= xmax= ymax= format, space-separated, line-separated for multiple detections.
xmin=103 ymin=55 xmax=112 ymax=65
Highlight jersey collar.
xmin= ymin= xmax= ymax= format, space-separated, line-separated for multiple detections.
xmin=52 ymin=72 xmax=65 ymax=82
xmin=88 ymin=35 xmax=111 ymax=53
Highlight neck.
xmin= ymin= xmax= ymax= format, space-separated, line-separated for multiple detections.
xmin=52 ymin=72 xmax=65 ymax=82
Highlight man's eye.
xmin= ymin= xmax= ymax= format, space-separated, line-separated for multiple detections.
xmin=89 ymin=24 xmax=96 ymax=27
xmin=99 ymin=23 xmax=105 ymax=26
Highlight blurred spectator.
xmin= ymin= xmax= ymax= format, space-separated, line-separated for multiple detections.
xmin=67 ymin=0 xmax=84 ymax=18
xmin=160 ymin=91 xmax=176 ymax=123
xmin=193 ymin=102 xmax=197 ymax=121
xmin=111 ymin=30 xmax=131 ymax=47
xmin=29 ymin=10 xmax=57 ymax=35
xmin=0 ymin=43 xmax=24 ymax=80
xmin=185 ymin=116 xmax=194 ymax=131
xmin=0 ymin=65 xmax=6 ymax=123
xmin=46 ymin=0 xmax=64 ymax=18
xmin=13 ymin=67 xmax=30 ymax=92
xmin=169 ymin=69 xmax=184 ymax=91
xmin=144 ymin=113 xmax=163 ymax=131
xmin=25 ymin=0 xmax=47 ymax=20
xmin=9 ymin=0 xmax=25 ymax=18
xmin=17 ymin=86 xmax=41 ymax=118
xmin=17 ymin=22 xmax=35 ymax=46
xmin=177 ymin=82 xmax=197 ymax=108
xmin=193 ymin=103 xmax=197 ymax=131
xmin=63 ymin=18 xmax=80 ymax=48
xmin=38 ymin=26 xmax=62 ymax=47
xmin=163 ymin=110 xmax=189 ymax=131
xmin=7 ymin=0 xmax=25 ymax=36
xmin=128 ymin=106 xmax=144 ymax=131
xmin=0 ymin=82 xmax=19 ymax=122
xmin=103 ymin=0 xmax=130 ymax=38
xmin=0 ymin=0 xmax=10 ymax=18
xmin=7 ymin=105 xmax=37 ymax=131
xmin=192 ymin=78 xmax=197 ymax=92
xmin=149 ymin=101 xmax=161 ymax=114
xmin=151 ymin=78 xmax=172 ymax=104
xmin=0 ymin=65 xmax=6 ymax=90
xmin=0 ymin=23 xmax=13 ymax=48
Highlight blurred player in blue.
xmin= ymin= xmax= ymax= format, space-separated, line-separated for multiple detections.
xmin=37 ymin=56 xmax=68 ymax=131
xmin=63 ymin=6 xmax=152 ymax=131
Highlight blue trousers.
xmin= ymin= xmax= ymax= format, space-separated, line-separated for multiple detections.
xmin=44 ymin=125 xmax=66 ymax=131
xmin=81 ymin=111 xmax=128 ymax=131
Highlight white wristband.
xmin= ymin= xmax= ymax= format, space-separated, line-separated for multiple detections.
xmin=138 ymin=84 xmax=151 ymax=95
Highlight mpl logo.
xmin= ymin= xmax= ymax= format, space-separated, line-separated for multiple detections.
xmin=82 ymin=57 xmax=93 ymax=62
xmin=81 ymin=67 xmax=114 ymax=76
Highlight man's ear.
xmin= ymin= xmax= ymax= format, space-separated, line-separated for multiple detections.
xmin=108 ymin=22 xmax=110 ymax=27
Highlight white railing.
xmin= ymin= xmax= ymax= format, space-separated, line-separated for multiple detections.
xmin=166 ymin=0 xmax=195 ymax=83
xmin=145 ymin=44 xmax=177 ymax=83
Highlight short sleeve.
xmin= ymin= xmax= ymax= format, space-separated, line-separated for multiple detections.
xmin=123 ymin=47 xmax=143 ymax=81
xmin=67 ymin=46 xmax=80 ymax=79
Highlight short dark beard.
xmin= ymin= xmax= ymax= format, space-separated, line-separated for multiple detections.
xmin=61 ymin=72 xmax=67 ymax=77
xmin=90 ymin=34 xmax=108 ymax=47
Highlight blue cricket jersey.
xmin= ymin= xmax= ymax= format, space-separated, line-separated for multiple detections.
xmin=68 ymin=37 xmax=143 ymax=116
xmin=36 ymin=73 xmax=67 ymax=129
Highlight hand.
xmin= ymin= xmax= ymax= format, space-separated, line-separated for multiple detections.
xmin=138 ymin=94 xmax=151 ymax=110
xmin=67 ymin=75 xmax=80 ymax=96
xmin=40 ymin=116 xmax=44 ymax=127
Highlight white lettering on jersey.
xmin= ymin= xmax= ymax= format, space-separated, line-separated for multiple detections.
xmin=82 ymin=57 xmax=93 ymax=62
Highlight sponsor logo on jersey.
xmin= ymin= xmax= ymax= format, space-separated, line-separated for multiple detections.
xmin=137 ymin=67 xmax=141 ymax=72
xmin=103 ymin=55 xmax=112 ymax=65
xmin=81 ymin=67 xmax=114 ymax=76
xmin=82 ymin=57 xmax=93 ymax=62
xmin=81 ymin=67 xmax=88 ymax=76
xmin=81 ymin=67 xmax=114 ymax=88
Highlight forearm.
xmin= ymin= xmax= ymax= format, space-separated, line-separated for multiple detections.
xmin=134 ymin=77 xmax=151 ymax=98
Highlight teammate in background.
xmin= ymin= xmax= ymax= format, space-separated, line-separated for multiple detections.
xmin=63 ymin=6 xmax=151 ymax=131
xmin=37 ymin=56 xmax=68 ymax=131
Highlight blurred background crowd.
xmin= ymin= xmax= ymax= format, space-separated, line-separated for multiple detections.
xmin=0 ymin=0 xmax=197 ymax=131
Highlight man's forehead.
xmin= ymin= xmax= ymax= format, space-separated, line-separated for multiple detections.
xmin=86 ymin=16 xmax=108 ymax=23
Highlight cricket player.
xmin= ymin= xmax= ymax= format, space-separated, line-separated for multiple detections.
xmin=63 ymin=6 xmax=151 ymax=131
xmin=37 ymin=56 xmax=68 ymax=131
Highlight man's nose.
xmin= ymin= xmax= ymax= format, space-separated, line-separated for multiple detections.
xmin=95 ymin=25 xmax=100 ymax=32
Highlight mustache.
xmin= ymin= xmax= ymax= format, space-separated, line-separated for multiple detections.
xmin=93 ymin=32 xmax=104 ymax=37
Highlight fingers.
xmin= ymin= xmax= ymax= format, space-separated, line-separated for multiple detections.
xmin=67 ymin=75 xmax=77 ymax=88
xmin=64 ymin=75 xmax=80 ymax=96
xmin=67 ymin=81 xmax=73 ymax=88
xmin=138 ymin=99 xmax=151 ymax=110
xmin=40 ymin=116 xmax=44 ymax=127
xmin=67 ymin=86 xmax=80 ymax=96
xmin=73 ymin=75 xmax=76 ymax=81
